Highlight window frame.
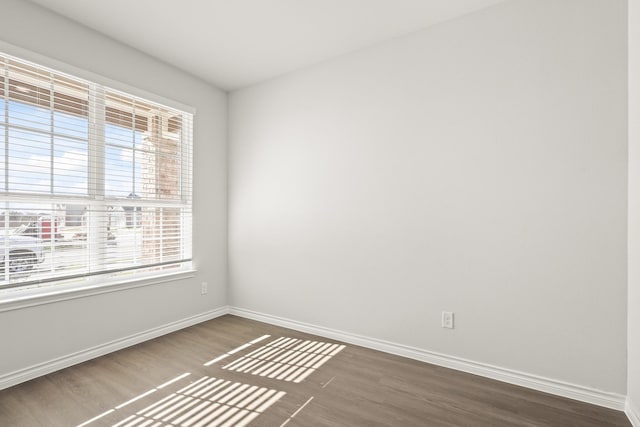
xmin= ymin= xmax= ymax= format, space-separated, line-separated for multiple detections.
xmin=0 ymin=43 xmax=196 ymax=305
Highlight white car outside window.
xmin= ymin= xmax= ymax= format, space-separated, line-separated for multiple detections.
xmin=0 ymin=232 xmax=45 ymax=275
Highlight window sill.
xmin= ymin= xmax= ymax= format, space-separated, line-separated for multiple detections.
xmin=0 ymin=269 xmax=197 ymax=313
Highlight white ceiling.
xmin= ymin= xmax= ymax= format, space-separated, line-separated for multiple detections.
xmin=28 ymin=0 xmax=505 ymax=91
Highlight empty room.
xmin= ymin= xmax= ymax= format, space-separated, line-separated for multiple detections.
xmin=0 ymin=0 xmax=639 ymax=426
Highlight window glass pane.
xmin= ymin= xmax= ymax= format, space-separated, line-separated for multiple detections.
xmin=0 ymin=124 xmax=4 ymax=192
xmin=135 ymin=155 xmax=142 ymax=196
xmin=106 ymin=122 xmax=134 ymax=149
xmin=139 ymin=125 xmax=182 ymax=201
xmin=1 ymin=203 xmax=89 ymax=283
xmin=54 ymin=110 xmax=88 ymax=139
xmin=0 ymin=52 xmax=192 ymax=291
xmin=53 ymin=136 xmax=87 ymax=195
xmin=114 ymin=207 xmax=184 ymax=265
xmin=156 ymin=153 xmax=180 ymax=200
xmin=104 ymin=204 xmax=141 ymax=269
xmin=105 ymin=145 xmax=133 ymax=198
xmin=134 ymin=131 xmax=143 ymax=196
xmin=8 ymin=100 xmax=50 ymax=132
xmin=52 ymin=74 xmax=88 ymax=134
xmin=8 ymin=128 xmax=50 ymax=194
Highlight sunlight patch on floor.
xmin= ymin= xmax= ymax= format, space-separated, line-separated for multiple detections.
xmin=203 ymin=335 xmax=271 ymax=366
xmin=76 ymin=372 xmax=192 ymax=427
xmin=110 ymin=376 xmax=285 ymax=427
xmin=222 ymin=337 xmax=345 ymax=383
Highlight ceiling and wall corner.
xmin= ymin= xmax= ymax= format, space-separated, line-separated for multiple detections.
xmin=26 ymin=0 xmax=506 ymax=91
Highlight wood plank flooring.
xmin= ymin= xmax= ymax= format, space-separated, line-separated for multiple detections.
xmin=0 ymin=315 xmax=631 ymax=426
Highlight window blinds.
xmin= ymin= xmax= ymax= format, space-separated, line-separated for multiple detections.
xmin=0 ymin=53 xmax=193 ymax=289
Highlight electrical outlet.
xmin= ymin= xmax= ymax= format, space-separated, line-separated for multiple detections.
xmin=442 ymin=311 xmax=454 ymax=329
xmin=201 ymin=282 xmax=208 ymax=295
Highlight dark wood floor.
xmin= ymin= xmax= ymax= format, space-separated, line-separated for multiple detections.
xmin=0 ymin=315 xmax=631 ymax=427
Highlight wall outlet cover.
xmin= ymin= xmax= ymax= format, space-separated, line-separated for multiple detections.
xmin=442 ymin=311 xmax=454 ymax=329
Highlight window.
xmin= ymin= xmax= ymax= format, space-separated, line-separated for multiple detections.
xmin=0 ymin=52 xmax=193 ymax=292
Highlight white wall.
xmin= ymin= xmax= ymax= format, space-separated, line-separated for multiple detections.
xmin=0 ymin=0 xmax=227 ymax=379
xmin=629 ymin=0 xmax=640 ymax=421
xmin=229 ymin=0 xmax=628 ymax=394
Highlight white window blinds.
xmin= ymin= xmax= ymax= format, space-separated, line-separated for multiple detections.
xmin=0 ymin=52 xmax=193 ymax=290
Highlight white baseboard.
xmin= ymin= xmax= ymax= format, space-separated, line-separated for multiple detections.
xmin=1 ymin=305 xmax=629 ymax=417
xmin=0 ymin=306 xmax=229 ymax=391
xmin=628 ymin=398 xmax=640 ymax=427
xmin=229 ymin=307 xmax=626 ymax=411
